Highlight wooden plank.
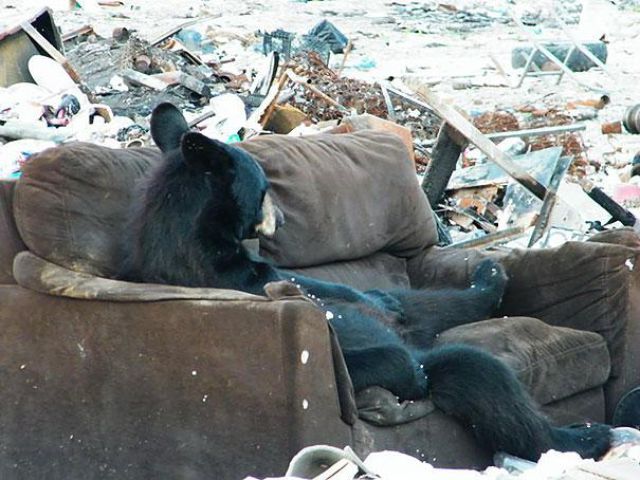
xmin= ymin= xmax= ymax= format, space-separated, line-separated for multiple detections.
xmin=422 ymin=122 xmax=468 ymax=208
xmin=19 ymin=21 xmax=97 ymax=103
xmin=121 ymin=69 xmax=168 ymax=91
xmin=380 ymin=83 xmax=397 ymax=122
xmin=388 ymin=85 xmax=548 ymax=200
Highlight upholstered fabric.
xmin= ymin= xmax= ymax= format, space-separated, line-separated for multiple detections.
xmin=12 ymin=251 xmax=264 ymax=302
xmin=243 ymin=131 xmax=437 ymax=267
xmin=293 ymin=252 xmax=410 ymax=291
xmin=434 ymin=317 xmax=610 ymax=406
xmin=0 ymin=180 xmax=23 ymax=283
xmin=0 ymin=285 xmax=350 ymax=480
xmin=497 ymin=241 xmax=637 ymax=379
xmin=13 ymin=143 xmax=160 ymax=278
xmin=12 ymin=131 xmax=435 ymax=280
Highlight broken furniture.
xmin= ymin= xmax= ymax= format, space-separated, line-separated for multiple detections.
xmin=508 ymin=2 xmax=612 ymax=92
xmin=389 ymin=83 xmax=626 ymax=248
xmin=1 ymin=133 xmax=640 ymax=479
xmin=0 ymin=8 xmax=63 ymax=87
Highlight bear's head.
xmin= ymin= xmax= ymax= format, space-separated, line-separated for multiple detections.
xmin=149 ymin=102 xmax=284 ymax=241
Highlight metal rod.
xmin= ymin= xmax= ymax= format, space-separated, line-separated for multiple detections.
xmin=380 ymin=83 xmax=397 ymax=122
xmin=445 ymin=227 xmax=527 ymax=249
xmin=510 ymin=12 xmax=607 ymax=93
xmin=551 ymin=2 xmax=617 ymax=82
xmin=486 ymin=123 xmax=586 ymax=140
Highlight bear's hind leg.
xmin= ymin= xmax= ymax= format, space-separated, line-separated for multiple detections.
xmin=419 ymin=344 xmax=611 ymax=460
xmin=383 ymin=259 xmax=508 ymax=348
xmin=342 ymin=344 xmax=428 ymax=401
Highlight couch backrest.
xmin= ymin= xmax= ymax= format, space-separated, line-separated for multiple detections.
xmin=11 ymin=131 xmax=437 ymax=280
xmin=13 ymin=144 xmax=160 ymax=279
xmin=245 ymin=131 xmax=436 ymax=268
xmin=0 ymin=180 xmax=25 ymax=283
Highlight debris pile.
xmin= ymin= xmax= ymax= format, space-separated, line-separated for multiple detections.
xmin=1 ymin=1 xmax=640 ymax=252
xmin=246 ymin=429 xmax=640 ymax=480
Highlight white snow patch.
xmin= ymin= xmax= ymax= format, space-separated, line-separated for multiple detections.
xmin=300 ymin=350 xmax=310 ymax=365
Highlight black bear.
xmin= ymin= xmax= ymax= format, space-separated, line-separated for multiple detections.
xmin=120 ymin=102 xmax=613 ymax=461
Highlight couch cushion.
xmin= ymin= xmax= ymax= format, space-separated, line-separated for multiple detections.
xmin=293 ymin=252 xmax=410 ymax=291
xmin=243 ymin=131 xmax=436 ymax=268
xmin=13 ymin=143 xmax=159 ymax=278
xmin=434 ymin=317 xmax=611 ymax=405
xmin=13 ymin=132 xmax=434 ymax=278
xmin=0 ymin=180 xmax=24 ymax=283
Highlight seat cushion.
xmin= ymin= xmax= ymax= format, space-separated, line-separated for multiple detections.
xmin=434 ymin=317 xmax=611 ymax=405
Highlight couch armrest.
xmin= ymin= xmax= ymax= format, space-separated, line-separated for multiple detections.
xmin=0 ymin=283 xmax=351 ymax=478
xmin=0 ymin=180 xmax=25 ymax=284
xmin=498 ymin=240 xmax=638 ymax=378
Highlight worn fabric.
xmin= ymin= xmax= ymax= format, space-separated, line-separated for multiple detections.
xmin=406 ymin=246 xmax=491 ymax=289
xmin=355 ymin=386 xmax=436 ymax=426
xmin=243 ymin=131 xmax=437 ymax=268
xmin=0 ymin=180 xmax=24 ymax=283
xmin=12 ymin=251 xmax=265 ymax=302
xmin=13 ymin=132 xmax=435 ymax=279
xmin=352 ymin=386 xmax=605 ymax=471
xmin=434 ymin=317 xmax=610 ymax=406
xmin=13 ymin=143 xmax=160 ymax=278
xmin=292 ymin=253 xmax=410 ymax=291
xmin=352 ymin=317 xmax=609 ymax=428
xmin=588 ymin=227 xmax=640 ymax=249
xmin=497 ymin=241 xmax=636 ymax=379
xmin=0 ymin=285 xmax=350 ymax=480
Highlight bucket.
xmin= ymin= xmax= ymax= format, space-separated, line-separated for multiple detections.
xmin=623 ymin=104 xmax=640 ymax=134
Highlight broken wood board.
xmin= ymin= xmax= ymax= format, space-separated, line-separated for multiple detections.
xmin=121 ymin=69 xmax=168 ymax=91
xmin=390 ymin=83 xmax=549 ymax=200
xmin=451 ymin=186 xmax=499 ymax=216
xmin=0 ymin=8 xmax=64 ymax=87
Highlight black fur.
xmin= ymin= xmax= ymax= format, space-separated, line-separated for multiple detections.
xmin=120 ymin=103 xmax=613 ymax=461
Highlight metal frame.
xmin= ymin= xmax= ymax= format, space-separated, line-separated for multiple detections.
xmin=510 ymin=1 xmax=610 ymax=93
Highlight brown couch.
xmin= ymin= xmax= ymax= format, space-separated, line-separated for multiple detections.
xmin=1 ymin=131 xmax=639 ymax=480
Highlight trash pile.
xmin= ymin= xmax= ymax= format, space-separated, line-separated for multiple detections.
xmin=246 ymin=429 xmax=640 ymax=480
xmin=1 ymin=2 xmax=640 ymax=252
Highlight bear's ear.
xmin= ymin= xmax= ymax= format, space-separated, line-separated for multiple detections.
xmin=181 ymin=132 xmax=233 ymax=174
xmin=150 ymin=103 xmax=190 ymax=153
